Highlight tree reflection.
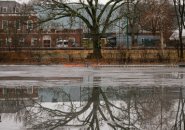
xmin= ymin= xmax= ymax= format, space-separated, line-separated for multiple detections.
xmin=13 ymin=86 xmax=179 ymax=130
xmin=1 ymin=86 xmax=182 ymax=130
xmin=131 ymin=87 xmax=176 ymax=130
xmin=21 ymin=87 xmax=139 ymax=130
xmin=172 ymin=87 xmax=185 ymax=130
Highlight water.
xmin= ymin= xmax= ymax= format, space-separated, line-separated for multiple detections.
xmin=0 ymin=65 xmax=185 ymax=130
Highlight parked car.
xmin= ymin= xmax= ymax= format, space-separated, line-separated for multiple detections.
xmin=56 ymin=40 xmax=68 ymax=48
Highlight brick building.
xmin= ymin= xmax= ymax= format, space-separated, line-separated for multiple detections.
xmin=0 ymin=0 xmax=83 ymax=48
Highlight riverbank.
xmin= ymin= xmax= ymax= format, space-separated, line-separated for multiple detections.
xmin=0 ymin=49 xmax=184 ymax=65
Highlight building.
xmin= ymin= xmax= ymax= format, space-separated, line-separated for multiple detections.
xmin=0 ymin=0 xmax=83 ymax=48
xmin=115 ymin=33 xmax=160 ymax=48
xmin=169 ymin=29 xmax=185 ymax=47
xmin=0 ymin=0 xmax=38 ymax=47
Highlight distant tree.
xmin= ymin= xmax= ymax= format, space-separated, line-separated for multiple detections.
xmin=32 ymin=0 xmax=134 ymax=59
xmin=173 ymin=0 xmax=185 ymax=61
xmin=123 ymin=0 xmax=141 ymax=47
xmin=139 ymin=0 xmax=175 ymax=49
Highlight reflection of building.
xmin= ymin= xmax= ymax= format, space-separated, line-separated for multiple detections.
xmin=0 ymin=87 xmax=38 ymax=99
xmin=39 ymin=87 xmax=82 ymax=102
xmin=0 ymin=86 xmax=38 ymax=113
xmin=0 ymin=1 xmax=83 ymax=48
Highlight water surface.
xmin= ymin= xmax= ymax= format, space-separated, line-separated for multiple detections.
xmin=0 ymin=65 xmax=185 ymax=130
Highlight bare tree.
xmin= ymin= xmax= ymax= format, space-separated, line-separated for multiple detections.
xmin=123 ymin=0 xmax=141 ymax=47
xmin=173 ymin=0 xmax=185 ymax=61
xmin=32 ymin=0 xmax=133 ymax=59
xmin=139 ymin=0 xmax=174 ymax=50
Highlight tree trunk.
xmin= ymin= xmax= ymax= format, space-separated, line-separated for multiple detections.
xmin=89 ymin=32 xmax=102 ymax=59
xmin=179 ymin=29 xmax=184 ymax=61
xmin=131 ymin=31 xmax=135 ymax=47
xmin=160 ymin=31 xmax=164 ymax=55
xmin=93 ymin=39 xmax=102 ymax=59
xmin=179 ymin=38 xmax=184 ymax=61
xmin=173 ymin=0 xmax=184 ymax=62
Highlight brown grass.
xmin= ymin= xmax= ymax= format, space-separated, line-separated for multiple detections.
xmin=0 ymin=49 xmax=183 ymax=65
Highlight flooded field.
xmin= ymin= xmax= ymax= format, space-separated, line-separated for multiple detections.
xmin=0 ymin=65 xmax=185 ymax=130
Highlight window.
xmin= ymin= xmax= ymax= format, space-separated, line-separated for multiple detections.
xmin=0 ymin=88 xmax=3 ymax=95
xmin=15 ymin=20 xmax=20 ymax=29
xmin=3 ymin=88 xmax=8 ymax=95
xmin=0 ymin=39 xmax=3 ymax=46
xmin=27 ymin=20 xmax=33 ymax=30
xmin=19 ymin=38 xmax=25 ymax=44
xmin=6 ymin=38 xmax=12 ymax=44
xmin=68 ymin=37 xmax=75 ymax=43
xmin=43 ymin=40 xmax=51 ymax=47
xmin=31 ymin=38 xmax=38 ymax=46
xmin=141 ymin=38 xmax=145 ymax=43
xmin=2 ymin=7 xmax=7 ymax=13
xmin=43 ymin=35 xmax=51 ymax=47
xmin=2 ymin=20 xmax=8 ymax=29
xmin=27 ymin=87 xmax=33 ymax=94
xmin=69 ymin=37 xmax=76 ymax=47
xmin=19 ymin=38 xmax=24 ymax=42
xmin=56 ymin=37 xmax=62 ymax=42
xmin=2 ymin=88 xmax=15 ymax=95
xmin=13 ymin=7 xmax=19 ymax=13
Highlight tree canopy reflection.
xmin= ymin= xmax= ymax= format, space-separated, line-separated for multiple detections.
xmin=21 ymin=87 xmax=136 ymax=129
xmin=10 ymin=86 xmax=181 ymax=130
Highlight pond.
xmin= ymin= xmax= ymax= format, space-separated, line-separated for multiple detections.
xmin=0 ymin=65 xmax=185 ymax=130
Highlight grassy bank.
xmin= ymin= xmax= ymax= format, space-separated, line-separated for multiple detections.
xmin=0 ymin=49 xmax=183 ymax=65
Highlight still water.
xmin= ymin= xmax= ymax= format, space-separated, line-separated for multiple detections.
xmin=0 ymin=65 xmax=185 ymax=130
